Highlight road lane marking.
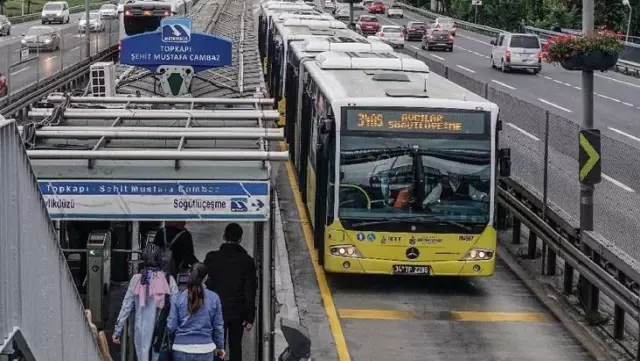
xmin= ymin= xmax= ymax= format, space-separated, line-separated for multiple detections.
xmin=538 ymin=98 xmax=572 ymax=113
xmin=456 ymin=33 xmax=490 ymax=46
xmin=506 ymin=122 xmax=540 ymax=141
xmin=71 ymin=46 xmax=80 ymax=52
xmin=491 ymin=79 xmax=516 ymax=90
xmin=595 ymin=73 xmax=640 ymax=89
xmin=622 ymin=102 xmax=634 ymax=107
xmin=338 ymin=309 xmax=550 ymax=322
xmin=456 ymin=64 xmax=475 ymax=73
xmin=602 ymin=174 xmax=635 ymax=192
xmin=281 ymin=142 xmax=351 ymax=361
xmin=608 ymin=127 xmax=640 ymax=143
xmin=45 ymin=56 xmax=58 ymax=61
xmin=11 ymin=67 xmax=30 ymax=75
xmin=429 ymin=53 xmax=445 ymax=60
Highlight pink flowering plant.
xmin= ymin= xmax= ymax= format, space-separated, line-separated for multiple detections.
xmin=541 ymin=27 xmax=624 ymax=65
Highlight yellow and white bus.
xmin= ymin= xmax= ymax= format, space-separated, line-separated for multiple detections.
xmin=284 ymin=50 xmax=511 ymax=276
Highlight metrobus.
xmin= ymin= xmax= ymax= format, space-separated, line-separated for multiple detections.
xmin=118 ymin=0 xmax=190 ymax=43
xmin=284 ymin=50 xmax=511 ymax=276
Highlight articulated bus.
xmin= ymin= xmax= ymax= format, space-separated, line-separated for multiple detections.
xmin=284 ymin=50 xmax=512 ymax=276
xmin=119 ymin=0 xmax=190 ymax=44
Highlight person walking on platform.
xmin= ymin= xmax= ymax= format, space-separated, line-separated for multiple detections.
xmin=167 ymin=263 xmax=226 ymax=361
xmin=153 ymin=222 xmax=199 ymax=277
xmin=204 ymin=223 xmax=257 ymax=361
xmin=112 ymin=244 xmax=179 ymax=361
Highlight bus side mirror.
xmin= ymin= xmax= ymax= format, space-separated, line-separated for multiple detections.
xmin=340 ymin=171 xmax=345 ymax=181
xmin=496 ymin=120 xmax=502 ymax=131
xmin=499 ymin=148 xmax=511 ymax=177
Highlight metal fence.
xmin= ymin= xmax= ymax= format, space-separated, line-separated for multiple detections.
xmin=6 ymin=2 xmax=110 ymax=24
xmin=400 ymin=47 xmax=640 ymax=358
xmin=0 ymin=117 xmax=103 ymax=361
xmin=1 ymin=18 xmax=118 ymax=100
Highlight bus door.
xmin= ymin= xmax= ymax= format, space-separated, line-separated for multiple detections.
xmin=297 ymin=71 xmax=314 ymax=202
xmin=313 ymin=116 xmax=334 ymax=263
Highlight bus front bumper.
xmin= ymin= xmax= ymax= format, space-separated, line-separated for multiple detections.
xmin=324 ymin=254 xmax=495 ymax=277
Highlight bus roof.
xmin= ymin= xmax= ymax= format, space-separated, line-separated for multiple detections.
xmin=274 ymin=20 xmax=354 ymax=42
xmin=304 ymin=51 xmax=490 ymax=106
xmin=290 ymin=36 xmax=393 ymax=59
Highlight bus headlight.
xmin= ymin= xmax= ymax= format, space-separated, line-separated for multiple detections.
xmin=462 ymin=248 xmax=494 ymax=261
xmin=330 ymin=245 xmax=362 ymax=258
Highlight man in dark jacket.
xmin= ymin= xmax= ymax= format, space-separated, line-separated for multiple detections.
xmin=153 ymin=221 xmax=199 ymax=277
xmin=204 ymin=223 xmax=257 ymax=361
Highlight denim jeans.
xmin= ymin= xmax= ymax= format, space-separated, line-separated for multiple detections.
xmin=172 ymin=351 xmax=215 ymax=361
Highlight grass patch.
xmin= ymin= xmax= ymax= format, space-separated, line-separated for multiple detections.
xmin=2 ymin=0 xmax=104 ymax=18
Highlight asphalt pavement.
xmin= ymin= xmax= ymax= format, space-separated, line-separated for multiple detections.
xmin=0 ymin=15 xmax=118 ymax=94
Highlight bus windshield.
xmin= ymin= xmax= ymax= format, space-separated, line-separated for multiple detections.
xmin=338 ymin=107 xmax=492 ymax=231
xmin=123 ymin=13 xmax=164 ymax=36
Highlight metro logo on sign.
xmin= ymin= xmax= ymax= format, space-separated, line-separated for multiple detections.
xmin=162 ymin=18 xmax=192 ymax=43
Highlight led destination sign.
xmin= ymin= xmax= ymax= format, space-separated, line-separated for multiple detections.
xmin=345 ymin=108 xmax=487 ymax=134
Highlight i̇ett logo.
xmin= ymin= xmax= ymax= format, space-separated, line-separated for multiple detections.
xmin=161 ymin=17 xmax=192 ymax=43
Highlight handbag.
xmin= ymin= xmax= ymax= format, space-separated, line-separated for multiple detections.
xmin=151 ymin=273 xmax=174 ymax=361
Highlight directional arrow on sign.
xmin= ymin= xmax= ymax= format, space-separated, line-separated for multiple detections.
xmin=579 ymin=129 xmax=601 ymax=185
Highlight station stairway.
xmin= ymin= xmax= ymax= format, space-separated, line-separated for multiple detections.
xmin=0 ymin=117 xmax=106 ymax=361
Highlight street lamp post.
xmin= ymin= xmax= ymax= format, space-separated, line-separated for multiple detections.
xmin=623 ymin=0 xmax=632 ymax=43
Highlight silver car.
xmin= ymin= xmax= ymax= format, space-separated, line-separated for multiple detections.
xmin=0 ymin=15 xmax=12 ymax=36
xmin=386 ymin=4 xmax=403 ymax=18
xmin=490 ymin=33 xmax=542 ymax=73
xmin=41 ymin=1 xmax=70 ymax=24
xmin=78 ymin=12 xmax=105 ymax=32
xmin=376 ymin=25 xmax=404 ymax=48
xmin=334 ymin=5 xmax=351 ymax=20
xmin=99 ymin=4 xmax=118 ymax=19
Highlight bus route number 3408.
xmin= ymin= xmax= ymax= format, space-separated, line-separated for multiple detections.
xmin=392 ymin=265 xmax=431 ymax=275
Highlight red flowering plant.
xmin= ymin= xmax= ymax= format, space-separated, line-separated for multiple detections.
xmin=541 ymin=27 xmax=624 ymax=69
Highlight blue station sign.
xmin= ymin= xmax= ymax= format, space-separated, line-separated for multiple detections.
xmin=120 ymin=17 xmax=232 ymax=72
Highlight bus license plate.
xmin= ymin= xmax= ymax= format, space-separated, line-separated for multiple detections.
xmin=392 ymin=265 xmax=430 ymax=275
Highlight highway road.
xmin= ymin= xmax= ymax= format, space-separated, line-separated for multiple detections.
xmin=334 ymin=5 xmax=640 ymax=260
xmin=0 ymin=15 xmax=118 ymax=95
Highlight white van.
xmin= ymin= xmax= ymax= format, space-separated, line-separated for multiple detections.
xmin=41 ymin=1 xmax=70 ymax=24
xmin=490 ymin=33 xmax=542 ymax=74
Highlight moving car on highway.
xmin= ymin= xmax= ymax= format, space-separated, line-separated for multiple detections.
xmin=41 ymin=1 xmax=70 ymax=24
xmin=386 ymin=4 xmax=403 ymax=18
xmin=367 ymin=0 xmax=385 ymax=13
xmin=433 ymin=17 xmax=455 ymax=35
xmin=323 ymin=0 xmax=335 ymax=10
xmin=21 ymin=26 xmax=60 ymax=52
xmin=79 ymin=12 xmax=105 ymax=32
xmin=421 ymin=28 xmax=454 ymax=51
xmin=403 ymin=21 xmax=426 ymax=41
xmin=376 ymin=25 xmax=404 ymax=48
xmin=334 ymin=4 xmax=351 ymax=20
xmin=0 ymin=73 xmax=7 ymax=98
xmin=490 ymin=33 xmax=542 ymax=74
xmin=0 ymin=15 xmax=12 ymax=36
xmin=356 ymin=15 xmax=380 ymax=36
xmin=99 ymin=4 xmax=118 ymax=19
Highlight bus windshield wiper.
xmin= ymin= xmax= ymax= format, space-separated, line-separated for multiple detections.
xmin=351 ymin=216 xmax=479 ymax=232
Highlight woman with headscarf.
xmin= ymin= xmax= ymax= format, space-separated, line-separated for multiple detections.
xmin=112 ymin=244 xmax=179 ymax=361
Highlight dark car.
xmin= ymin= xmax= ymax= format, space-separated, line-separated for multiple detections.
xmin=403 ymin=21 xmax=426 ymax=41
xmin=21 ymin=26 xmax=60 ymax=52
xmin=421 ymin=28 xmax=454 ymax=51
xmin=357 ymin=15 xmax=380 ymax=35
xmin=367 ymin=0 xmax=385 ymax=13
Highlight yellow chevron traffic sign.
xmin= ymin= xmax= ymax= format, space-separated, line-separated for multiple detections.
xmin=579 ymin=129 xmax=601 ymax=185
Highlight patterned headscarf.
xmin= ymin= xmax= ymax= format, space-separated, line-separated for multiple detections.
xmin=139 ymin=244 xmax=163 ymax=285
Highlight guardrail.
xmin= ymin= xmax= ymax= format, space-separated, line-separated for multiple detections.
xmin=7 ymin=1 xmax=111 ymax=25
xmin=395 ymin=2 xmax=640 ymax=77
xmin=0 ymin=45 xmax=118 ymax=117
xmin=497 ymin=177 xmax=640 ymax=359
